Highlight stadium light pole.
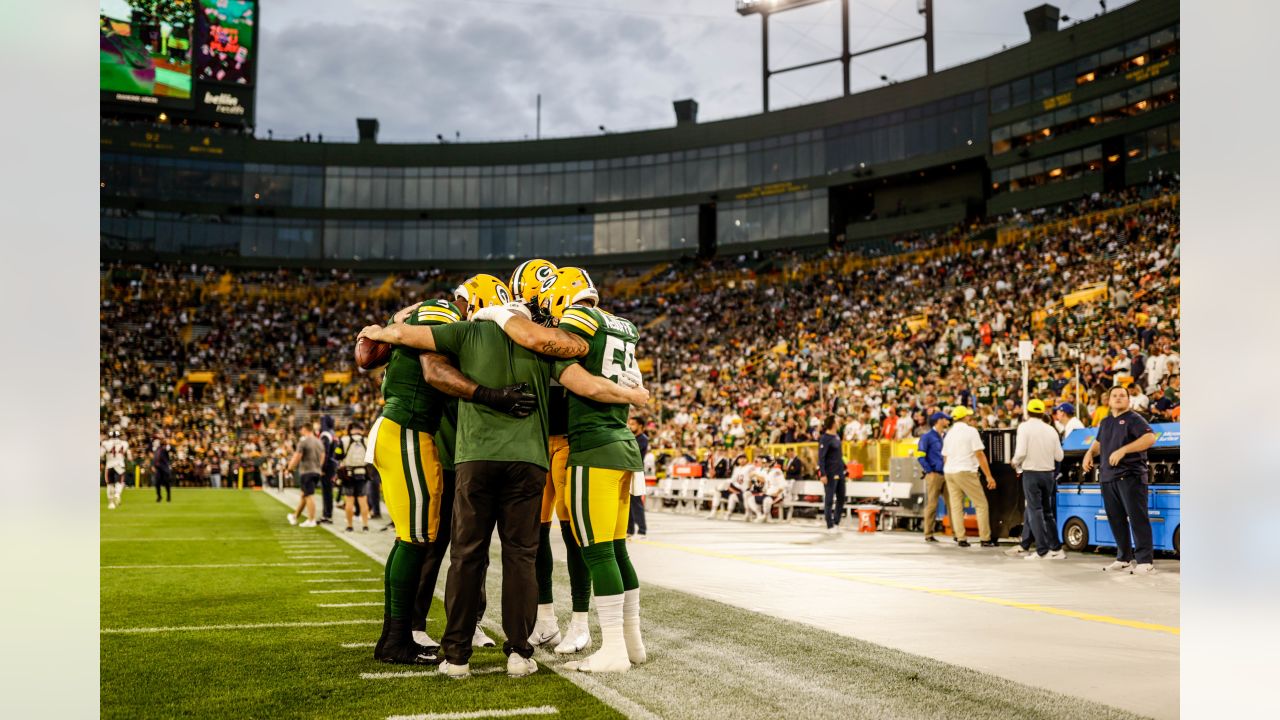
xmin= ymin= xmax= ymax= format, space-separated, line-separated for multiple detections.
xmin=736 ymin=0 xmax=935 ymax=113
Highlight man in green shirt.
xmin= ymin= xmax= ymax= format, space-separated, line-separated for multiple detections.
xmin=469 ymin=266 xmax=649 ymax=674
xmin=358 ymin=276 xmax=648 ymax=680
xmin=363 ymin=282 xmax=536 ymax=667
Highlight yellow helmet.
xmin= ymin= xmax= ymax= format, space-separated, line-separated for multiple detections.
xmin=538 ymin=267 xmax=599 ymax=319
xmin=454 ymin=274 xmax=512 ymax=317
xmin=509 ymin=259 xmax=558 ymax=303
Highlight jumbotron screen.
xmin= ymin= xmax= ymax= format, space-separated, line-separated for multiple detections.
xmin=100 ymin=0 xmax=257 ymax=122
xmin=99 ymin=0 xmax=195 ymax=105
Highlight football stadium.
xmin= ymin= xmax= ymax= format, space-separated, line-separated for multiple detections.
xmin=99 ymin=1 xmax=1183 ymax=718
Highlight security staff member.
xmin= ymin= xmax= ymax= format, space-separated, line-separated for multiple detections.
xmin=816 ymin=417 xmax=846 ymax=534
xmin=1082 ymin=386 xmax=1158 ymax=574
xmin=152 ymin=434 xmax=172 ymax=503
xmin=916 ymin=412 xmax=949 ymax=543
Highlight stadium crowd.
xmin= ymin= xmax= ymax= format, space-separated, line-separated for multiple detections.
xmin=99 ymin=180 xmax=1179 ymax=487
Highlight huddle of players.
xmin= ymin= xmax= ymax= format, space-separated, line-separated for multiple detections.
xmin=705 ymin=454 xmax=789 ymax=522
xmin=354 ymin=259 xmax=650 ymax=678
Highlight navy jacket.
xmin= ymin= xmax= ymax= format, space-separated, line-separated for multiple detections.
xmin=817 ymin=432 xmax=846 ymax=479
xmin=917 ymin=429 xmax=945 ymax=475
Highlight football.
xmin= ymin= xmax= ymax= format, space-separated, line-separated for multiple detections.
xmin=355 ymin=335 xmax=392 ymax=371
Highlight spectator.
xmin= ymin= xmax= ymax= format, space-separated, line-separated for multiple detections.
xmin=627 ymin=417 xmax=650 ymax=539
xmin=940 ymin=407 xmax=996 ymax=548
xmin=916 ymin=412 xmax=949 ymax=543
xmin=783 ymin=447 xmax=804 ymax=480
xmin=1082 ymin=386 xmax=1159 ymax=574
xmin=816 ymin=417 xmax=847 ymax=535
xmin=1010 ymin=400 xmax=1065 ymax=560
xmin=1053 ymin=402 xmax=1085 ymax=439
xmin=285 ymin=424 xmax=325 ymax=528
xmin=1127 ymin=383 xmax=1150 ymax=414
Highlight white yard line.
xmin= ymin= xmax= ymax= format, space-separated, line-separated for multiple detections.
xmin=103 ymin=619 xmax=381 ymax=634
xmin=309 ymin=589 xmax=383 ymax=594
xmin=101 ymin=537 xmax=283 ymax=542
xmin=297 ymin=569 xmax=372 ymax=574
xmin=103 ymin=562 xmax=357 ymax=569
xmin=307 ymin=578 xmax=381 ymax=583
xmin=341 ymin=642 xmax=378 ymax=648
xmin=317 ymin=602 xmax=383 ymax=608
xmin=385 ymin=705 xmax=557 ymax=719
xmin=362 ymin=668 xmax=509 ymax=680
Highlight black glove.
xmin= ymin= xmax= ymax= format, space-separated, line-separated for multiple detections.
xmin=473 ymin=383 xmax=537 ymax=418
xmin=525 ymin=301 xmax=553 ymax=327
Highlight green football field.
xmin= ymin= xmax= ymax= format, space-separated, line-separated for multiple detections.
xmin=100 ymin=490 xmax=622 ymax=720
xmin=102 ymin=489 xmax=1147 ymax=720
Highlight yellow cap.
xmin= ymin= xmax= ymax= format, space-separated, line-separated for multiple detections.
xmin=950 ymin=406 xmax=973 ymax=420
xmin=1026 ymin=398 xmax=1046 ymax=414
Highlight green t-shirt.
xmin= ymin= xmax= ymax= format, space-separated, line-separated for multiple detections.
xmin=554 ymin=305 xmax=643 ymax=472
xmin=435 ymin=398 xmax=458 ymax=472
xmin=378 ymin=300 xmax=460 ymax=434
xmin=429 ymin=320 xmax=555 ymax=470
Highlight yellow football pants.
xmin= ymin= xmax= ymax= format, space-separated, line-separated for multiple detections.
xmin=566 ymin=465 xmax=631 ymax=548
xmin=368 ymin=416 xmax=443 ymax=544
xmin=540 ymin=435 xmax=571 ymax=524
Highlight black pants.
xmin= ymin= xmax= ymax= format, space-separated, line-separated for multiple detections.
xmin=154 ymin=470 xmax=171 ymax=501
xmin=1101 ymin=475 xmax=1154 ymax=564
xmin=442 ymin=460 xmax=545 ymax=664
xmin=628 ymin=494 xmax=647 ymax=536
xmin=823 ymin=476 xmax=846 ymax=528
xmin=1021 ymin=471 xmax=1061 ymax=554
xmin=414 ymin=470 xmax=486 ymax=634
xmin=321 ymin=472 xmax=335 ymax=519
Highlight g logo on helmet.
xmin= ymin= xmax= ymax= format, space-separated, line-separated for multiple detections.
xmin=496 ymin=285 xmax=511 ymax=304
xmin=535 ymin=264 xmax=555 ymax=283
xmin=539 ymin=274 xmax=558 ymax=294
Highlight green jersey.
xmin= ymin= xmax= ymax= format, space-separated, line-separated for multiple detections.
xmin=430 ymin=320 xmax=555 ymax=470
xmin=378 ymin=300 xmax=461 ymax=434
xmin=555 ymin=305 xmax=643 ymax=471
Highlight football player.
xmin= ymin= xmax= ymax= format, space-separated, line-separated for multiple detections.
xmin=742 ymin=456 xmax=768 ymax=522
xmin=760 ymin=456 xmax=789 ymax=522
xmin=707 ymin=454 xmax=750 ymax=519
xmin=101 ymin=429 xmax=130 ymax=510
xmin=510 ymin=259 xmax=595 ymax=655
xmin=365 ymin=275 xmax=537 ymax=666
xmin=358 ymin=273 xmax=647 ymax=679
xmin=467 ymin=266 xmax=649 ymax=673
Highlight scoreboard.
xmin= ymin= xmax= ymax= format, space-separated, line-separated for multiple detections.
xmin=100 ymin=0 xmax=258 ymax=126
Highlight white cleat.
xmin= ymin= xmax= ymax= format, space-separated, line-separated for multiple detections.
xmin=108 ymin=503 xmax=116 ymax=510
xmin=1004 ymin=546 xmax=1029 ymax=557
xmin=506 ymin=653 xmax=538 ymax=677
xmin=412 ymin=630 xmax=437 ymax=648
xmin=1131 ymin=563 xmax=1156 ymax=575
xmin=1024 ymin=552 xmax=1042 ymax=561
xmin=553 ymin=624 xmax=592 ymax=654
xmin=528 ymin=621 xmax=562 ymax=649
xmin=1103 ymin=560 xmax=1135 ymax=572
xmin=438 ymin=661 xmax=470 ymax=679
xmin=1045 ymin=549 xmax=1067 ymax=560
xmin=563 ymin=647 xmax=630 ymax=673
xmin=286 ymin=512 xmax=297 ymax=526
xmin=473 ymin=627 xmax=496 ymax=648
xmin=299 ymin=519 xmax=317 ymax=528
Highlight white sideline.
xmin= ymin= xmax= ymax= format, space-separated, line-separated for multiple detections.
xmin=284 ymin=555 xmax=349 ymax=559
xmin=385 ymin=702 xmax=551 ymax=718
xmin=267 ymin=489 xmax=661 ymax=720
xmin=309 ymin=589 xmax=382 ymax=594
xmin=297 ymin=569 xmax=372 ymax=574
xmin=318 ymin=602 xmax=383 ymax=608
xmin=103 ymin=562 xmax=357 ymax=569
xmin=341 ymin=642 xmax=378 ymax=648
xmin=103 ymin=619 xmax=381 ymax=634
xmin=307 ymin=578 xmax=381 ymax=583
xmin=101 ymin=536 xmax=291 ymax=542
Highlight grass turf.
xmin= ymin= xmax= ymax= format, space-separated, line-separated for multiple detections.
xmin=100 ymin=489 xmax=623 ymax=720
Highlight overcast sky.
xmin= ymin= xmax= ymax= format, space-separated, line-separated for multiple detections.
xmin=255 ymin=0 xmax=1134 ymax=142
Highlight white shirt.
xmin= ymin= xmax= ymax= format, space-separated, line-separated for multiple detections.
xmin=1058 ymin=416 xmax=1085 ymax=439
xmin=941 ymin=421 xmax=985 ymax=474
xmin=728 ymin=465 xmax=754 ymax=491
xmin=763 ymin=468 xmax=788 ymax=497
xmin=101 ymin=438 xmax=129 ymax=473
xmin=1011 ymin=418 xmax=1064 ymax=472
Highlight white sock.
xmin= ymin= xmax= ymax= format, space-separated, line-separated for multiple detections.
xmin=536 ymin=603 xmax=556 ymax=623
xmin=570 ymin=611 xmax=589 ymax=629
xmin=595 ymin=594 xmax=625 ymax=651
xmin=623 ymin=588 xmax=646 ymax=663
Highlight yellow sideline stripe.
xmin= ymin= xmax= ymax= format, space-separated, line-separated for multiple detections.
xmin=638 ymin=538 xmax=1180 ymax=636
